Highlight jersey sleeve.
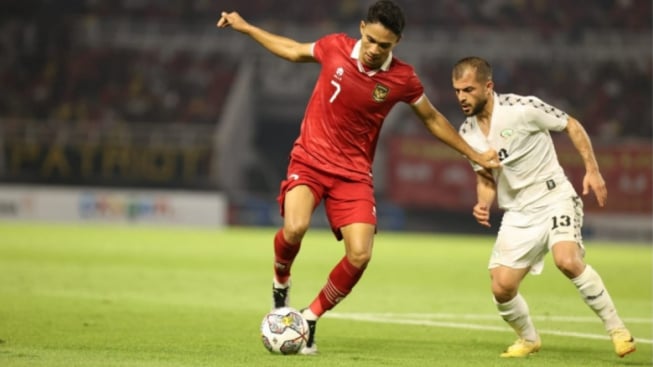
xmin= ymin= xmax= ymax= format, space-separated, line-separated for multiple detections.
xmin=405 ymin=71 xmax=425 ymax=105
xmin=522 ymin=96 xmax=569 ymax=132
xmin=312 ymin=33 xmax=343 ymax=64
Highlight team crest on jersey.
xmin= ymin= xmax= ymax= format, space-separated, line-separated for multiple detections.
xmin=372 ymin=83 xmax=389 ymax=102
xmin=500 ymin=129 xmax=514 ymax=138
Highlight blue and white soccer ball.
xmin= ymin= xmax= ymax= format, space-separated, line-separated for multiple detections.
xmin=260 ymin=307 xmax=309 ymax=355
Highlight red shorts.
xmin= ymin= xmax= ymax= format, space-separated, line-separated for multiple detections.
xmin=277 ymin=159 xmax=376 ymax=240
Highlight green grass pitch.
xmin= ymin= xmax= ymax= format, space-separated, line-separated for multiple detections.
xmin=0 ymin=223 xmax=650 ymax=367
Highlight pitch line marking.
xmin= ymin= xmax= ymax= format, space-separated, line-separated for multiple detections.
xmin=341 ymin=312 xmax=652 ymax=324
xmin=328 ymin=313 xmax=653 ymax=345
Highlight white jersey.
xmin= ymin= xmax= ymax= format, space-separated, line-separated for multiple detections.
xmin=460 ymin=93 xmax=577 ymax=212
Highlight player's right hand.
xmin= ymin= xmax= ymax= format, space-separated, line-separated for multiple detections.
xmin=479 ymin=149 xmax=500 ymax=170
xmin=473 ymin=203 xmax=491 ymax=228
xmin=216 ymin=11 xmax=248 ymax=32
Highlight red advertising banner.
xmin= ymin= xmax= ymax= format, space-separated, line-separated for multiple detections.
xmin=388 ymin=135 xmax=652 ymax=214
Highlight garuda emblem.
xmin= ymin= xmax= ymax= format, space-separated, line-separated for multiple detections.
xmin=372 ymin=83 xmax=389 ymax=102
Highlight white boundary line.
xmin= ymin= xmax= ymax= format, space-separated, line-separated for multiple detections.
xmin=327 ymin=313 xmax=653 ymax=345
xmin=337 ymin=312 xmax=653 ymax=324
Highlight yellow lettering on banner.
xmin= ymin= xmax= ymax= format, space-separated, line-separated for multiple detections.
xmin=182 ymin=148 xmax=203 ymax=180
xmin=80 ymin=144 xmax=97 ymax=178
xmin=620 ymin=153 xmax=632 ymax=169
xmin=557 ymin=150 xmax=580 ymax=166
xmin=559 ymin=149 xmax=616 ymax=169
xmin=400 ymin=141 xmax=419 ymax=157
xmin=400 ymin=139 xmax=460 ymax=160
xmin=618 ymin=152 xmax=653 ymax=170
xmin=9 ymin=142 xmax=40 ymax=174
xmin=130 ymin=148 xmax=144 ymax=177
xmin=42 ymin=145 xmax=71 ymax=177
xmin=633 ymin=153 xmax=653 ymax=169
xmin=426 ymin=143 xmax=460 ymax=159
xmin=142 ymin=146 xmax=175 ymax=182
xmin=102 ymin=146 xmax=130 ymax=178
xmin=598 ymin=153 xmax=615 ymax=169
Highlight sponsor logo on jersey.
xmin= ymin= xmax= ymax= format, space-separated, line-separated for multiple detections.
xmin=334 ymin=67 xmax=344 ymax=81
xmin=372 ymin=83 xmax=389 ymax=102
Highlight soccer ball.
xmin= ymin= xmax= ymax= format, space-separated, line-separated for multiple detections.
xmin=260 ymin=307 xmax=309 ymax=355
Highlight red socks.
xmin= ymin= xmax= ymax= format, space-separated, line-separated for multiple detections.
xmin=309 ymin=256 xmax=366 ymax=317
xmin=273 ymin=229 xmax=300 ymax=284
xmin=273 ymin=229 xmax=367 ymax=318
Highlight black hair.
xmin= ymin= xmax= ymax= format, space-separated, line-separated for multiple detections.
xmin=366 ymin=0 xmax=405 ymax=37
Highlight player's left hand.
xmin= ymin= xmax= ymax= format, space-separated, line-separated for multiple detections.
xmin=472 ymin=203 xmax=491 ymax=228
xmin=583 ymin=171 xmax=607 ymax=207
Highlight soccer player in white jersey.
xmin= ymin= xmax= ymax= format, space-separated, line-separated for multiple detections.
xmin=451 ymin=56 xmax=636 ymax=358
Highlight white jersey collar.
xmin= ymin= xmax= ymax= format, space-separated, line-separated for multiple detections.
xmin=351 ymin=40 xmax=392 ymax=76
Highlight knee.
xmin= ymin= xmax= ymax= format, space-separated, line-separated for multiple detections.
xmin=491 ymin=279 xmax=518 ymax=303
xmin=555 ymin=257 xmax=585 ymax=278
xmin=283 ymin=220 xmax=310 ymax=244
xmin=346 ymin=248 xmax=372 ymax=269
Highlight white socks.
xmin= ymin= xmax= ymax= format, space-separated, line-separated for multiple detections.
xmin=496 ymin=265 xmax=625 ymax=340
xmin=273 ymin=278 xmax=290 ymax=289
xmin=302 ymin=308 xmax=318 ymax=321
xmin=495 ymin=293 xmax=538 ymax=341
xmin=571 ymin=265 xmax=624 ymax=331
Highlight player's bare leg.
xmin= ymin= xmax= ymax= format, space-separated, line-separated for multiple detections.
xmin=272 ymin=185 xmax=315 ymax=309
xmin=301 ymin=222 xmax=375 ymax=354
xmin=341 ymin=222 xmax=375 ymax=269
xmin=491 ymin=266 xmax=541 ymax=357
xmin=552 ymin=241 xmax=636 ymax=357
xmin=282 ymin=185 xmax=316 ymax=245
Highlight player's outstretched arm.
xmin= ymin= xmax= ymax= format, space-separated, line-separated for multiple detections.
xmin=217 ymin=11 xmax=315 ymax=63
xmin=411 ymin=96 xmax=500 ymax=170
xmin=564 ymin=117 xmax=607 ymax=207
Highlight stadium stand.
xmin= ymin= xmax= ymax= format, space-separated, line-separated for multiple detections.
xmin=0 ymin=21 xmax=236 ymax=125
xmin=0 ymin=0 xmax=650 ymax=199
xmin=0 ymin=0 xmax=649 ymax=130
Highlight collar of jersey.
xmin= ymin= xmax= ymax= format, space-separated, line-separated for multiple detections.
xmin=351 ymin=40 xmax=392 ymax=76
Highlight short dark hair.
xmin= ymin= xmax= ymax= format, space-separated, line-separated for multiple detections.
xmin=366 ymin=0 xmax=405 ymax=37
xmin=452 ymin=56 xmax=493 ymax=82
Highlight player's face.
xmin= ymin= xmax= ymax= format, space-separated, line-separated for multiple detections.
xmin=358 ymin=21 xmax=400 ymax=69
xmin=452 ymin=68 xmax=492 ymax=117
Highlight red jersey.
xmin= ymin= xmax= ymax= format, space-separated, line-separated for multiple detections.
xmin=289 ymin=33 xmax=424 ymax=183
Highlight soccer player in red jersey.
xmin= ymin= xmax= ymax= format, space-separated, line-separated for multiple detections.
xmin=218 ymin=0 xmax=499 ymax=354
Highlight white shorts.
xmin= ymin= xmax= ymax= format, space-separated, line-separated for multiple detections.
xmin=488 ymin=196 xmax=585 ymax=275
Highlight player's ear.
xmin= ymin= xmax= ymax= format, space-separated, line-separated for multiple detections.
xmin=486 ymin=80 xmax=494 ymax=94
xmin=359 ymin=20 xmax=366 ymax=35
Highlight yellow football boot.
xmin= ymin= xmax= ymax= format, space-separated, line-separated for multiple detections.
xmin=500 ymin=336 xmax=542 ymax=358
xmin=610 ymin=328 xmax=636 ymax=358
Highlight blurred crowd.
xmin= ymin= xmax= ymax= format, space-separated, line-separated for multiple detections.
xmin=4 ymin=0 xmax=649 ymax=31
xmin=423 ymin=58 xmax=651 ymax=139
xmin=0 ymin=0 xmax=650 ymax=138
xmin=0 ymin=44 xmax=235 ymax=126
xmin=0 ymin=14 xmax=236 ymax=126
